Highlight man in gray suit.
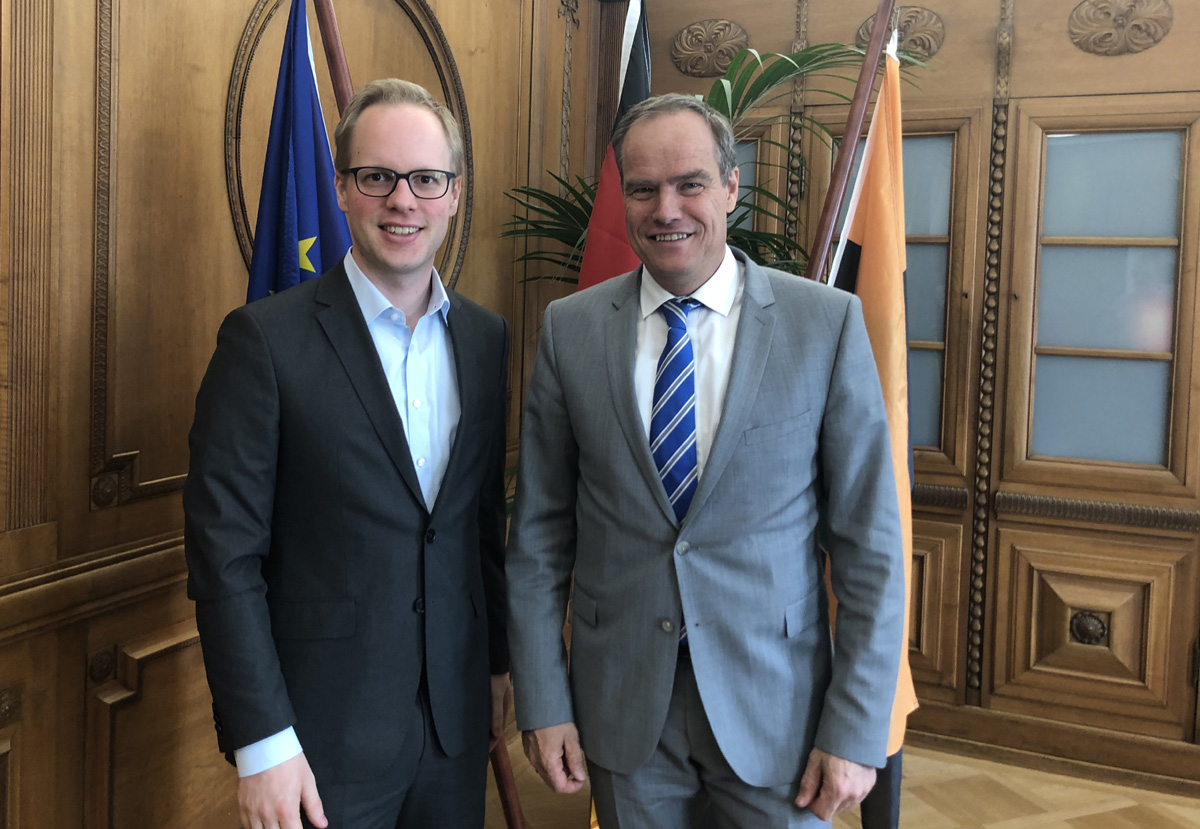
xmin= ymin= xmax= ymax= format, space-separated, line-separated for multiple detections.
xmin=506 ymin=94 xmax=905 ymax=827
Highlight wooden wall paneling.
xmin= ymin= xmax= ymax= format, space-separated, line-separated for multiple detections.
xmin=989 ymin=524 xmax=1198 ymax=741
xmin=999 ymin=93 xmax=1200 ymax=502
xmin=1010 ymin=0 xmax=1197 ymax=99
xmin=0 ymin=633 xmax=63 ymax=828
xmin=85 ymin=619 xmax=236 ymax=829
xmin=910 ymin=517 xmax=966 ymax=704
xmin=804 ymin=0 xmax=999 ymax=107
xmin=0 ymin=0 xmax=57 ymax=576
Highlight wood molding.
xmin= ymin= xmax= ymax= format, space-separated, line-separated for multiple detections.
xmin=224 ymin=0 xmax=475 ymax=289
xmin=2 ymin=0 xmax=54 ymax=532
xmin=913 ymin=483 xmax=970 ymax=510
xmin=0 ymin=539 xmax=185 ymax=646
xmin=557 ymin=0 xmax=581 ymax=181
xmin=89 ymin=0 xmax=186 ymax=511
xmin=994 ymin=491 xmax=1200 ymax=531
xmin=0 ymin=728 xmax=15 ymax=829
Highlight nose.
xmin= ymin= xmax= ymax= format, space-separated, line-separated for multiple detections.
xmin=651 ymin=189 xmax=682 ymax=224
xmin=386 ymin=177 xmax=419 ymax=210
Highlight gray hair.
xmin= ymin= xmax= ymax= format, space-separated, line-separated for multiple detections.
xmin=610 ymin=94 xmax=737 ymax=183
xmin=334 ymin=78 xmax=464 ymax=175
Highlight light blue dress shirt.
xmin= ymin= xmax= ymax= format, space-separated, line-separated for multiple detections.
xmin=234 ymin=252 xmax=461 ymax=777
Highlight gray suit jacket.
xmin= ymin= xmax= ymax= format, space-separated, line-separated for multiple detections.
xmin=506 ymin=249 xmax=904 ymax=788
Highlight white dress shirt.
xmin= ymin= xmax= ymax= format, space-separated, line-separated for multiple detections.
xmin=234 ymin=251 xmax=460 ymax=776
xmin=635 ymin=246 xmax=743 ymax=477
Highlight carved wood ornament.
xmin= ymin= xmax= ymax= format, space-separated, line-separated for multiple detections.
xmin=1068 ymin=0 xmax=1173 ymax=56
xmin=670 ymin=19 xmax=750 ymax=78
xmin=855 ymin=6 xmax=946 ymax=60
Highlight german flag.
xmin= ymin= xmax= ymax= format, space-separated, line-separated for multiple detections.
xmin=829 ymin=39 xmax=918 ymax=756
xmin=576 ymin=0 xmax=649 ymax=291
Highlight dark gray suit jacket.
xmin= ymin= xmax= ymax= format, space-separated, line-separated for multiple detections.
xmin=185 ymin=263 xmax=509 ymax=784
xmin=507 ymin=250 xmax=904 ymax=787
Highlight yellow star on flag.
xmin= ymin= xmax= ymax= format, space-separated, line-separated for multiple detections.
xmin=298 ymin=236 xmax=317 ymax=273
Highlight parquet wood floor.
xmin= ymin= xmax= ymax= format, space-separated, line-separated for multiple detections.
xmin=485 ymin=723 xmax=1200 ymax=828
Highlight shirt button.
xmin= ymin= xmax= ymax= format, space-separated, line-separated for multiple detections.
xmin=389 ymin=311 xmax=400 ymax=322
xmin=413 ymin=598 xmax=425 ymax=614
xmin=660 ymin=619 xmax=674 ymax=633
xmin=675 ymin=542 xmax=689 ymax=556
xmin=413 ymin=399 xmax=421 ymax=408
xmin=425 ymin=528 xmax=437 ymax=543
xmin=417 ymin=457 xmax=426 ymax=468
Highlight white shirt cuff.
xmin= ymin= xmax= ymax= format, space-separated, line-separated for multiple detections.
xmin=234 ymin=727 xmax=303 ymax=777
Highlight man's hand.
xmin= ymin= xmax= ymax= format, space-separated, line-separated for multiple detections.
xmin=238 ymin=752 xmax=327 ymax=829
xmin=794 ymin=747 xmax=876 ymax=821
xmin=521 ymin=722 xmax=587 ymax=794
xmin=490 ymin=673 xmax=513 ymax=751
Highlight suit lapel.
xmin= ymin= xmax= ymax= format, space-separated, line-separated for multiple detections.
xmin=314 ymin=266 xmax=425 ymax=508
xmin=685 ymin=256 xmax=777 ymax=526
xmin=605 ymin=271 xmax=679 ymax=525
xmin=433 ymin=290 xmax=481 ymax=516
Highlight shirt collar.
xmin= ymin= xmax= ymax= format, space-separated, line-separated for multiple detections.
xmin=639 ymin=245 xmax=739 ymax=320
xmin=343 ymin=250 xmax=452 ymax=326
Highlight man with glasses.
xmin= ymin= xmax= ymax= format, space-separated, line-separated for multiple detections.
xmin=186 ymin=79 xmax=510 ymax=829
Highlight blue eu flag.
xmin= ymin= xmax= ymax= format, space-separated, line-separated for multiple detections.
xmin=247 ymin=0 xmax=351 ymax=302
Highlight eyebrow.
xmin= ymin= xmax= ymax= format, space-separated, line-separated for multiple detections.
xmin=624 ymin=169 xmax=715 ymax=188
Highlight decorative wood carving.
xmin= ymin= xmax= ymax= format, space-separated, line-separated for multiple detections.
xmin=967 ymin=0 xmax=1014 ymax=694
xmin=90 ymin=0 xmax=188 ymax=510
xmin=994 ymin=491 xmax=1200 ymax=531
xmin=1070 ymin=611 xmax=1108 ymax=645
xmin=89 ymin=649 xmax=117 ymax=685
xmin=670 ymin=19 xmax=750 ymax=78
xmin=558 ymin=0 xmax=580 ymax=181
xmin=913 ymin=483 xmax=970 ymax=510
xmin=909 ymin=520 xmax=965 ymax=699
xmin=1067 ymin=0 xmax=1173 ymax=57
xmin=0 ymin=689 xmax=19 ymax=728
xmin=786 ymin=1 xmax=808 ymax=242
xmin=224 ymin=0 xmax=474 ymax=289
xmin=4 ymin=0 xmax=54 ymax=532
xmin=855 ymin=6 xmax=946 ymax=60
xmin=0 ymin=738 xmax=8 ymax=829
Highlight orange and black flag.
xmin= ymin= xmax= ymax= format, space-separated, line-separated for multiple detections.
xmin=577 ymin=0 xmax=650 ymax=291
xmin=829 ymin=37 xmax=918 ymax=756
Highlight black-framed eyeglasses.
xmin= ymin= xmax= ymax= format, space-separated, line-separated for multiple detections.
xmin=341 ymin=166 xmax=457 ymax=200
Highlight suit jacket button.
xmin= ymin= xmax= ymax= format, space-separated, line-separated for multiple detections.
xmin=414 ymin=598 xmax=426 ymax=614
xmin=425 ymin=528 xmax=437 ymax=543
xmin=660 ymin=619 xmax=674 ymax=633
xmin=675 ymin=542 xmax=689 ymax=555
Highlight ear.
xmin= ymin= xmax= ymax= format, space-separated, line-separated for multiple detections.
xmin=447 ymin=174 xmax=463 ymax=216
xmin=725 ymin=166 xmax=740 ymax=213
xmin=334 ymin=170 xmax=351 ymax=213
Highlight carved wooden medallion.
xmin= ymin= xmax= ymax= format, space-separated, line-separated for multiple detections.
xmin=670 ymin=19 xmax=750 ymax=78
xmin=1068 ymin=0 xmax=1173 ymax=56
xmin=856 ymin=6 xmax=945 ymax=60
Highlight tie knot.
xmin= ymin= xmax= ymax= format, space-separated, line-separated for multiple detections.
xmin=660 ymin=298 xmax=699 ymax=331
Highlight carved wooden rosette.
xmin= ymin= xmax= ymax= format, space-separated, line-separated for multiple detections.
xmin=223 ymin=0 xmax=474 ymax=289
xmin=1068 ymin=0 xmax=1173 ymax=57
xmin=855 ymin=6 xmax=946 ymax=60
xmin=967 ymin=0 xmax=1014 ymax=695
xmin=1070 ymin=611 xmax=1108 ymax=645
xmin=670 ymin=19 xmax=750 ymax=78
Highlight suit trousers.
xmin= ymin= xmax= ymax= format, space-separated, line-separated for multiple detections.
xmin=588 ymin=651 xmax=829 ymax=829
xmin=301 ymin=673 xmax=488 ymax=829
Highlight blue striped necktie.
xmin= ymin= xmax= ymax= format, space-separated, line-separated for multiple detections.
xmin=651 ymin=298 xmax=701 ymax=522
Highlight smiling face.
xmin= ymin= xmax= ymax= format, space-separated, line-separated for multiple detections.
xmin=334 ymin=102 xmax=460 ymax=291
xmin=620 ymin=110 xmax=739 ymax=296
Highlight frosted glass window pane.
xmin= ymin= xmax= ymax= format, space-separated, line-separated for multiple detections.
xmin=908 ymin=349 xmax=943 ymax=449
xmin=903 ymin=136 xmax=953 ymax=235
xmin=1043 ymin=132 xmax=1181 ymax=238
xmin=730 ymin=140 xmax=758 ymax=228
xmin=905 ymin=244 xmax=948 ymax=342
xmin=1038 ymin=246 xmax=1176 ymax=351
xmin=1032 ymin=356 xmax=1169 ymax=465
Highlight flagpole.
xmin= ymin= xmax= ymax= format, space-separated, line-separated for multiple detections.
xmin=312 ymin=0 xmax=354 ymax=114
xmin=804 ymin=0 xmax=896 ymax=281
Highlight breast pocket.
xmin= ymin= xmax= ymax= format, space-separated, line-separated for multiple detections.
xmin=743 ymin=409 xmax=814 ymax=446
